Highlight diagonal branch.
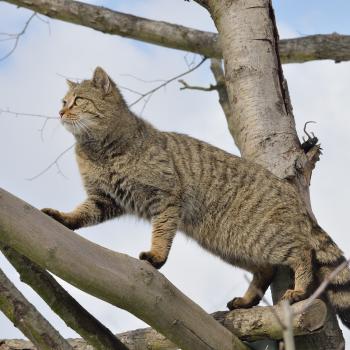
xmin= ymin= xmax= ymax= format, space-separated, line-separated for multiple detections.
xmin=2 ymin=0 xmax=350 ymax=63
xmin=0 ymin=187 xmax=249 ymax=350
xmin=0 ymin=266 xmax=73 ymax=350
xmin=0 ymin=244 xmax=129 ymax=350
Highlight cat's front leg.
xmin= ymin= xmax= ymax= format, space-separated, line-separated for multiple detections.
xmin=139 ymin=204 xmax=179 ymax=269
xmin=42 ymin=192 xmax=124 ymax=230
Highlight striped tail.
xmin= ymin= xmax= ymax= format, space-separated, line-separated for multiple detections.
xmin=311 ymin=225 xmax=350 ymax=328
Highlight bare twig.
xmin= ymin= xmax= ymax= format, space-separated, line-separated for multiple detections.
xmin=128 ymin=56 xmax=207 ymax=108
xmin=0 ymin=108 xmax=58 ymax=141
xmin=119 ymin=85 xmax=143 ymax=96
xmin=120 ymin=74 xmax=166 ymax=84
xmin=178 ymin=79 xmax=217 ymax=91
xmin=0 ymin=12 xmax=36 ymax=61
xmin=26 ymin=143 xmax=75 ymax=181
xmin=282 ymin=301 xmax=296 ymax=350
xmin=0 ymin=108 xmax=73 ymax=179
xmin=184 ymin=52 xmax=197 ymax=69
xmin=0 ymin=108 xmax=57 ymax=120
xmin=35 ymin=14 xmax=51 ymax=35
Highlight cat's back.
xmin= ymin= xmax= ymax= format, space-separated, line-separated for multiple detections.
xmin=162 ymin=131 xmax=275 ymax=194
xmin=161 ymin=131 xmax=307 ymax=226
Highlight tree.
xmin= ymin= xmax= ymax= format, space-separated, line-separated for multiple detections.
xmin=0 ymin=0 xmax=349 ymax=349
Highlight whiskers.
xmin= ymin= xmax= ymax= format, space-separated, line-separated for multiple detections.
xmin=66 ymin=118 xmax=93 ymax=138
xmin=75 ymin=119 xmax=93 ymax=137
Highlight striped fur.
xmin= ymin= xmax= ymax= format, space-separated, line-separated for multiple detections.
xmin=42 ymin=67 xmax=350 ymax=326
xmin=311 ymin=226 xmax=350 ymax=327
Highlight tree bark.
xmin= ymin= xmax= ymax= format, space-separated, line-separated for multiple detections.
xmin=2 ymin=0 xmax=350 ymax=63
xmin=202 ymin=0 xmax=344 ymax=349
xmin=0 ymin=245 xmax=128 ymax=350
xmin=0 ymin=188 xmax=248 ymax=350
xmin=0 ymin=299 xmax=327 ymax=350
xmin=0 ymin=267 xmax=73 ymax=350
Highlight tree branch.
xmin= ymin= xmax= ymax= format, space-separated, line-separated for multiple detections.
xmin=0 ymin=187 xmax=248 ymax=350
xmin=0 ymin=245 xmax=129 ymax=350
xmin=2 ymin=0 xmax=350 ymax=63
xmin=0 ymin=299 xmax=327 ymax=350
xmin=0 ymin=267 xmax=73 ymax=350
xmin=1 ymin=0 xmax=221 ymax=57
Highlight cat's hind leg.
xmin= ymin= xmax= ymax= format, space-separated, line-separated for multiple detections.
xmin=281 ymin=248 xmax=314 ymax=303
xmin=227 ymin=265 xmax=275 ymax=310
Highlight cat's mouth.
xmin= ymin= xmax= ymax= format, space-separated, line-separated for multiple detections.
xmin=61 ymin=116 xmax=93 ymax=137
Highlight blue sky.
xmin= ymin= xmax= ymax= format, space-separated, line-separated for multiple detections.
xmin=0 ymin=0 xmax=350 ymax=347
xmin=274 ymin=0 xmax=350 ymax=35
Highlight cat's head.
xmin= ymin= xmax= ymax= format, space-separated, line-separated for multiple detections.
xmin=60 ymin=67 xmax=126 ymax=138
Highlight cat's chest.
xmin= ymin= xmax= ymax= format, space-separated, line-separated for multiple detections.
xmin=84 ymin=159 xmax=153 ymax=216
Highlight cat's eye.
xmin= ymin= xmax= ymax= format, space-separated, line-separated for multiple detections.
xmin=62 ymin=100 xmax=67 ymax=106
xmin=74 ymin=97 xmax=84 ymax=105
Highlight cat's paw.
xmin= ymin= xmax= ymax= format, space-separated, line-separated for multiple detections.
xmin=139 ymin=251 xmax=167 ymax=269
xmin=41 ymin=208 xmax=74 ymax=229
xmin=227 ymin=296 xmax=259 ymax=310
xmin=42 ymin=208 xmax=64 ymax=221
xmin=280 ymin=289 xmax=306 ymax=304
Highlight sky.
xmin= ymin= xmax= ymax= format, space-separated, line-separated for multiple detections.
xmin=0 ymin=0 xmax=350 ymax=347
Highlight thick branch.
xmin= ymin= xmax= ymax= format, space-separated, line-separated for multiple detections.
xmin=0 ymin=299 xmax=327 ymax=350
xmin=0 ymin=245 xmax=128 ymax=350
xmin=0 ymin=188 xmax=248 ymax=350
xmin=2 ymin=0 xmax=350 ymax=63
xmin=279 ymin=33 xmax=350 ymax=64
xmin=0 ymin=267 xmax=72 ymax=350
xmin=1 ymin=0 xmax=221 ymax=57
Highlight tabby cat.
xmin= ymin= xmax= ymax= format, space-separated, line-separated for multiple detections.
xmin=42 ymin=67 xmax=350 ymax=327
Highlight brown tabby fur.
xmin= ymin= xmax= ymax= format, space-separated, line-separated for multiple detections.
xmin=43 ymin=67 xmax=350 ymax=327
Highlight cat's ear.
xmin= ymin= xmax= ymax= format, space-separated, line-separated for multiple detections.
xmin=66 ymin=79 xmax=77 ymax=89
xmin=92 ymin=67 xmax=113 ymax=95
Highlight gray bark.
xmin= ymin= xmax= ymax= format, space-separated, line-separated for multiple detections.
xmin=0 ymin=299 xmax=327 ymax=350
xmin=1 ymin=0 xmax=350 ymax=63
xmin=0 ymin=267 xmax=73 ymax=350
xmin=0 ymin=188 xmax=248 ymax=350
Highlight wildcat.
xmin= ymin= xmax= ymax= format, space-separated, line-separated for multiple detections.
xmin=42 ymin=67 xmax=350 ymax=327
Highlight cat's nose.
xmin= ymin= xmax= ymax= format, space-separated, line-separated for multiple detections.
xmin=59 ymin=109 xmax=65 ymax=118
